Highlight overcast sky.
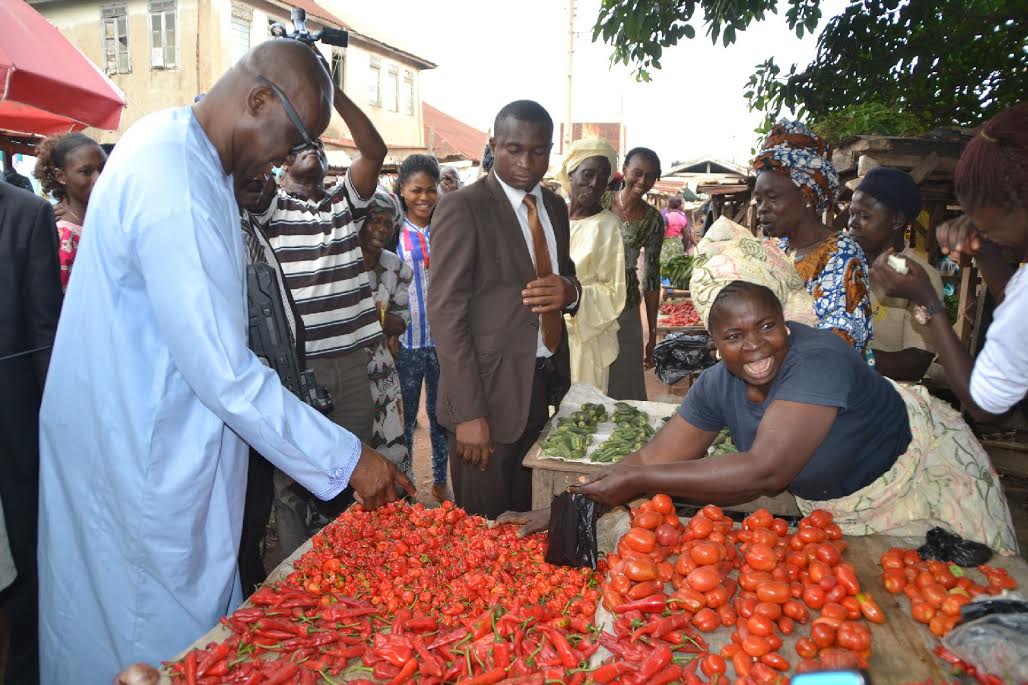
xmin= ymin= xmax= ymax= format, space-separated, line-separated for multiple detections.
xmin=328 ymin=0 xmax=849 ymax=167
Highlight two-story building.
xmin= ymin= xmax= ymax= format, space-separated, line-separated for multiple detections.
xmin=27 ymin=0 xmax=436 ymax=164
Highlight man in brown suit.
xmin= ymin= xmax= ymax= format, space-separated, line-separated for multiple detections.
xmin=428 ymin=101 xmax=581 ymax=519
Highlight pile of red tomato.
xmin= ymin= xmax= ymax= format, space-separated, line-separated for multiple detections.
xmin=600 ymin=496 xmax=885 ymax=683
xmin=878 ymin=546 xmax=1018 ymax=638
xmin=658 ymin=301 xmax=702 ymax=327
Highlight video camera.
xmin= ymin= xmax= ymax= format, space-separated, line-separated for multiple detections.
xmin=269 ymin=8 xmax=348 ymax=48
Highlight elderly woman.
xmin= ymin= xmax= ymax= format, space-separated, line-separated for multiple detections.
xmin=873 ymin=102 xmax=1028 ymax=420
xmin=752 ymin=120 xmax=874 ymax=363
xmin=848 ymin=166 xmax=945 ymax=382
xmin=360 ymin=190 xmax=415 ymax=484
xmin=439 ymin=165 xmax=462 ymax=195
xmin=603 ymin=147 xmax=666 ymax=399
xmin=557 ymin=138 xmax=627 ymax=393
xmin=503 ymin=280 xmax=1016 ymax=553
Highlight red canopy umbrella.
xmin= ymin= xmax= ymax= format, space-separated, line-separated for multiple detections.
xmin=0 ymin=0 xmax=126 ymax=137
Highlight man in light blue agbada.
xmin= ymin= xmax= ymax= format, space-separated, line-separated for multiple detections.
xmin=36 ymin=40 xmax=412 ymax=684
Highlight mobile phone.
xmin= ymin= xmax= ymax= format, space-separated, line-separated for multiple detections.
xmin=791 ymin=671 xmax=870 ymax=685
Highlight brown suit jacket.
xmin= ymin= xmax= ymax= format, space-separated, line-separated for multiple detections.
xmin=428 ymin=173 xmax=580 ymax=444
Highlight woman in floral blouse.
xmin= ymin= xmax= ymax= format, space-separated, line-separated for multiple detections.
xmin=602 ymin=147 xmax=665 ymax=400
xmin=32 ymin=133 xmax=107 ymax=291
xmin=752 ymin=119 xmax=874 ymax=363
xmin=360 ymin=190 xmax=415 ymax=484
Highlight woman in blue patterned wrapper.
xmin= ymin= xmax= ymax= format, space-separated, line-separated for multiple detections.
xmin=751 ymin=120 xmax=875 ymax=364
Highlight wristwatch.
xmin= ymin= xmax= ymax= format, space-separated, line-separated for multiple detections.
xmin=913 ymin=300 xmax=946 ymax=325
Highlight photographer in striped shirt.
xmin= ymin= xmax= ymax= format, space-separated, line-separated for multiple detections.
xmin=254 ymin=82 xmax=391 ymax=559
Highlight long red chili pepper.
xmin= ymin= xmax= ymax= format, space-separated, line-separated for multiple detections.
xmin=262 ymin=661 xmax=299 ymax=685
xmin=182 ymin=650 xmax=198 ymax=685
xmin=458 ymin=668 xmax=509 ymax=685
xmin=590 ymin=661 xmax=636 ymax=684
xmin=613 ymin=594 xmax=666 ymax=614
xmin=387 ymin=658 xmax=419 ymax=684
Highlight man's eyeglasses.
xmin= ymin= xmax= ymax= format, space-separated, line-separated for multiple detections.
xmin=256 ymin=75 xmax=322 ymax=156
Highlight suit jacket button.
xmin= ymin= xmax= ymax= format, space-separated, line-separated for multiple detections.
xmin=529 ymin=321 xmax=538 ymax=329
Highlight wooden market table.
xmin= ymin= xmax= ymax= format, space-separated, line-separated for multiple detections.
xmin=161 ymin=530 xmax=1028 ymax=684
xmin=523 ymin=444 xmax=801 ymax=517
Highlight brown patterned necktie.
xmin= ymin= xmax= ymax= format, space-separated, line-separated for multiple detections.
xmin=522 ymin=194 xmax=562 ymax=353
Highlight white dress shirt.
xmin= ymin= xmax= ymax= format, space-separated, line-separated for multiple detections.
xmin=494 ymin=171 xmax=564 ymax=358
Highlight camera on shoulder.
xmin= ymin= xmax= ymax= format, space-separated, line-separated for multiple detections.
xmin=269 ymin=8 xmax=348 ymax=48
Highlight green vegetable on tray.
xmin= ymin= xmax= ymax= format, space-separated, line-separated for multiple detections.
xmin=543 ymin=403 xmax=608 ymax=459
xmin=661 ymin=254 xmax=693 ymax=290
xmin=589 ymin=403 xmax=656 ymax=463
xmin=708 ymin=428 xmax=736 ymax=456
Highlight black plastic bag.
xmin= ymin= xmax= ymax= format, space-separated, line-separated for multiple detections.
xmin=653 ymin=333 xmax=715 ymax=385
xmin=917 ymin=527 xmax=992 ymax=567
xmin=960 ymin=597 xmax=1028 ymax=623
xmin=545 ymin=492 xmax=605 ymax=568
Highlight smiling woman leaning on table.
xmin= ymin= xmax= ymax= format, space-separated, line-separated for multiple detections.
xmin=501 ymin=280 xmax=1016 ymax=554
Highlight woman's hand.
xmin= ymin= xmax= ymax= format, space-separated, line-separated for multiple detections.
xmin=870 ymin=248 xmax=940 ymax=306
xmin=570 ymin=463 xmax=641 ymax=507
xmin=937 ymin=215 xmax=983 ymax=260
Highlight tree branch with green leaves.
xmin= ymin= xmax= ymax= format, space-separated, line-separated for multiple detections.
xmin=593 ymin=0 xmax=1026 ymax=137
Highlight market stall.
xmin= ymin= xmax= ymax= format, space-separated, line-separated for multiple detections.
xmin=159 ymin=497 xmax=1027 ymax=684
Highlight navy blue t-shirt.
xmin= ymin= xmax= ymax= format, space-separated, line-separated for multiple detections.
xmin=678 ymin=323 xmax=911 ymax=500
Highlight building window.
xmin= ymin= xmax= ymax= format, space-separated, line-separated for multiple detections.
xmin=101 ymin=5 xmax=130 ymax=74
xmin=402 ymin=70 xmax=414 ymax=115
xmin=149 ymin=0 xmax=178 ymax=69
xmin=384 ymin=65 xmax=398 ymax=112
xmin=330 ymin=51 xmax=345 ymax=90
xmin=231 ymin=6 xmax=252 ymax=63
xmin=369 ymin=57 xmax=381 ymax=107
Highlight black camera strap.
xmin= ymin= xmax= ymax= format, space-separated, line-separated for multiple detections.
xmin=0 ymin=344 xmax=52 ymax=363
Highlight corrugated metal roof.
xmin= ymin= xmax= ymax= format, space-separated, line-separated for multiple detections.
xmin=423 ymin=102 xmax=489 ymax=163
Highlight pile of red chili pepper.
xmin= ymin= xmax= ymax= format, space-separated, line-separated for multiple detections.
xmin=658 ymin=301 xmax=702 ymax=328
xmin=599 ymin=496 xmax=885 ymax=684
xmin=878 ymin=545 xmax=1019 ymax=638
xmin=166 ymin=500 xmax=604 ymax=684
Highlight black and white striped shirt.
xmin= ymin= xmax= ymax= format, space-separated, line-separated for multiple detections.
xmin=257 ymin=171 xmax=382 ymax=358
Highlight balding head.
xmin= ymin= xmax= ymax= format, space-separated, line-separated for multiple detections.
xmin=194 ymin=39 xmax=334 ymax=185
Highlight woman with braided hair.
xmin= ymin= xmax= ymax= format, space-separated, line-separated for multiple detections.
xmin=392 ymin=154 xmax=452 ymax=501
xmin=874 ymin=102 xmax=1028 ymax=419
xmin=32 ymin=132 xmax=106 ymax=290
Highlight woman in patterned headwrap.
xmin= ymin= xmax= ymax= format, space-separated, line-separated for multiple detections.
xmin=359 ymin=189 xmax=415 ymax=485
xmin=556 ymin=138 xmax=627 ymax=393
xmin=752 ymin=120 xmax=874 ymax=363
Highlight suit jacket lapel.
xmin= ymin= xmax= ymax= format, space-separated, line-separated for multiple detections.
xmin=483 ymin=174 xmax=536 ymax=282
